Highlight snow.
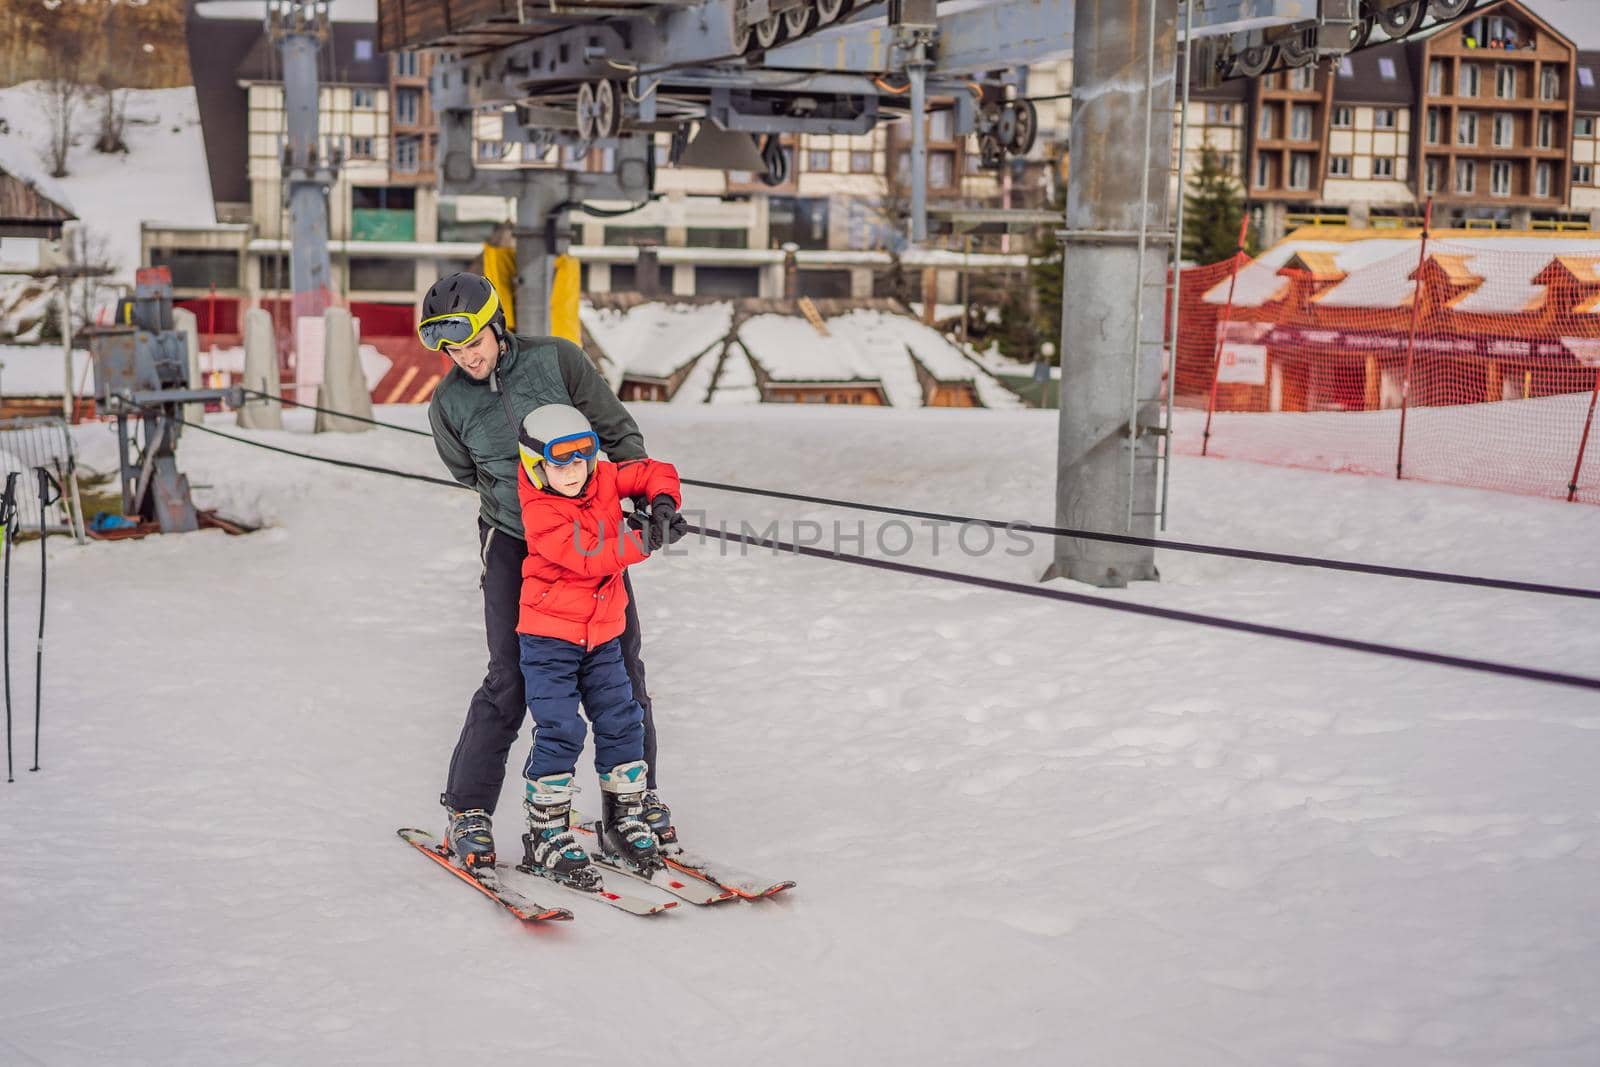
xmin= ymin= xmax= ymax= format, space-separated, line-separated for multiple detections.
xmin=708 ymin=340 xmax=760 ymax=405
xmin=0 ymin=344 xmax=89 ymax=397
xmin=823 ymin=309 xmax=1021 ymax=409
xmin=579 ymin=301 xmax=732 ymax=384
xmin=0 ymin=84 xmax=215 ymax=292
xmin=2 ymin=403 xmax=1597 ymax=1063
xmin=737 ymin=311 xmax=880 ymax=385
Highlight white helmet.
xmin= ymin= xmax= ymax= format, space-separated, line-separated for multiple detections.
xmin=518 ymin=404 xmax=599 ymax=485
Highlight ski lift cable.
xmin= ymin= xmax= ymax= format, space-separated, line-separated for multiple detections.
xmin=231 ymin=390 xmax=1600 ymax=603
xmin=168 ymin=418 xmax=1600 ymax=695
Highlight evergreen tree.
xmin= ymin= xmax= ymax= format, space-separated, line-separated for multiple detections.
xmin=1182 ymin=144 xmax=1256 ymax=265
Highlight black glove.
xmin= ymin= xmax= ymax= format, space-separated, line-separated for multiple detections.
xmin=651 ymin=494 xmax=689 ymax=548
xmin=624 ymin=508 xmax=654 ymax=551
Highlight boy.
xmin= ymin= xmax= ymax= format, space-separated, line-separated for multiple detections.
xmin=512 ymin=403 xmax=685 ymax=890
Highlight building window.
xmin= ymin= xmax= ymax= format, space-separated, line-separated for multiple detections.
xmin=1375 ymin=108 xmax=1397 ymax=130
xmin=1426 ymin=108 xmax=1442 ymax=144
xmin=686 ymin=227 xmax=749 ymax=249
xmin=352 ymin=88 xmax=377 ymax=109
xmin=1290 ymin=104 xmax=1314 ymax=141
xmin=1458 ymin=111 xmax=1478 ymax=146
xmin=1578 ymin=116 xmax=1596 ymax=138
xmin=850 ymin=149 xmax=874 ymax=173
xmin=1373 ymin=156 xmax=1395 ymax=178
xmin=928 ymin=150 xmax=955 ymax=188
xmin=1218 ymin=152 xmax=1236 ymax=173
xmin=1541 ymin=67 xmax=1561 ymax=100
xmin=1255 ymin=154 xmax=1273 ymax=188
xmin=1333 ymin=106 xmax=1353 ymax=128
xmin=1428 ymin=60 xmax=1446 ymax=95
xmin=149 ymin=249 xmax=240 ymax=290
xmin=394 ymin=135 xmax=420 ymax=173
xmin=1258 ymin=104 xmax=1276 ymax=140
xmin=1493 ymin=112 xmax=1515 ymax=147
xmin=1574 ymin=163 xmax=1593 ymax=185
xmin=1456 ymin=159 xmax=1475 ymax=193
xmin=1378 ymin=57 xmax=1397 ymax=80
xmin=807 ymin=149 xmax=832 ymax=172
xmin=348 ymin=257 xmax=415 ymax=292
xmin=395 ymin=52 xmax=420 ymax=78
xmin=1289 ymin=152 xmax=1312 ymax=190
xmin=1289 ymin=67 xmax=1314 ymax=91
xmin=1425 ymin=159 xmax=1441 ymax=194
xmin=1536 ymin=161 xmax=1553 ymax=196
xmin=1462 ymin=63 xmax=1480 ymax=97
xmin=348 ymin=136 xmax=374 ymax=158
xmin=1490 ymin=160 xmax=1511 ymax=196
xmin=927 ymin=110 xmax=954 ymax=141
xmin=1496 ymin=64 xmax=1516 ymax=98
xmin=1329 ymin=155 xmax=1352 ymax=177
xmin=1538 ymin=113 xmax=1554 ymax=148
xmin=396 ymin=88 xmax=421 ymax=126
xmin=603 ymin=225 xmax=667 ymax=246
xmin=1582 ymin=67 xmax=1596 ymax=89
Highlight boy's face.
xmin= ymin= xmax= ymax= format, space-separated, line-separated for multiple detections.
xmin=542 ymin=458 xmax=589 ymax=497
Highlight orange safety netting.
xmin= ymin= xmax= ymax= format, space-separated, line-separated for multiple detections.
xmin=1167 ymin=232 xmax=1600 ymax=505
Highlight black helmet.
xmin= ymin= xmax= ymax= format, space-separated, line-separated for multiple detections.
xmin=418 ymin=272 xmax=507 ymax=349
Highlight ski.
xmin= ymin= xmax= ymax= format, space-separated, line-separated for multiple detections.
xmin=396 ymin=828 xmax=573 ymax=923
xmin=579 ymin=826 xmax=739 ymax=905
xmin=571 ymin=810 xmax=795 ymax=900
xmin=509 ymin=861 xmax=679 ymax=917
xmin=660 ymin=845 xmax=797 ymax=900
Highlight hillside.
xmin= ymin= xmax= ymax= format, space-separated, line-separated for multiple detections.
xmin=0 ymin=0 xmax=191 ymax=89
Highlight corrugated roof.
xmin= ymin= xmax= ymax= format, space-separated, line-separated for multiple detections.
xmin=1333 ymin=42 xmax=1414 ymax=105
xmin=0 ymin=167 xmax=75 ymax=232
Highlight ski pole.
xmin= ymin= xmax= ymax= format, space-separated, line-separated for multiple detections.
xmin=1 ymin=471 xmax=17 ymax=784
xmin=32 ymin=468 xmax=60 ymax=774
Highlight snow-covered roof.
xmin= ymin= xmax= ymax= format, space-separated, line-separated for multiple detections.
xmin=580 ymin=302 xmax=732 ymax=383
xmin=1207 ymin=234 xmax=1600 ymax=314
xmin=738 ymin=313 xmax=882 ymax=385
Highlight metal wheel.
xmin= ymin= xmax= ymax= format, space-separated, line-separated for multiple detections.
xmin=1348 ymin=17 xmax=1374 ymax=50
xmin=1233 ymin=43 xmax=1278 ymax=78
xmin=754 ymin=14 xmax=787 ymax=50
xmin=783 ymin=2 xmax=817 ymax=38
xmin=758 ymin=135 xmax=789 ymax=186
xmin=733 ymin=21 xmax=753 ymax=54
xmin=1278 ymin=29 xmax=1317 ymax=67
xmin=816 ymin=0 xmax=848 ymax=25
xmin=1429 ymin=0 xmax=1475 ymax=18
xmin=996 ymin=106 xmax=1017 ymax=149
xmin=1377 ymin=1 xmax=1427 ymax=38
xmin=593 ymin=79 xmax=619 ymax=139
xmin=978 ymin=133 xmax=1004 ymax=170
xmin=1005 ymin=99 xmax=1037 ymax=155
xmin=576 ymin=81 xmax=596 ymax=141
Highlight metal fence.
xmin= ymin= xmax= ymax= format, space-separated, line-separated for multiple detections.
xmin=0 ymin=417 xmax=86 ymax=541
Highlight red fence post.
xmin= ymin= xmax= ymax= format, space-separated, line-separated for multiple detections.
xmin=1571 ymin=368 xmax=1600 ymax=503
xmin=1394 ymin=198 xmax=1434 ymax=481
xmin=1201 ymin=215 xmax=1250 ymax=457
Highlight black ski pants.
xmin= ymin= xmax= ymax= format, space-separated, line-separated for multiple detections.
xmin=442 ymin=521 xmax=659 ymax=814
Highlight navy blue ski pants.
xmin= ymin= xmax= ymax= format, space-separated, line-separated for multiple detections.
xmin=518 ymin=635 xmax=645 ymax=780
xmin=441 ymin=521 xmax=658 ymax=813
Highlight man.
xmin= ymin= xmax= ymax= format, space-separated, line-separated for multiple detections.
xmin=419 ymin=271 xmax=678 ymax=873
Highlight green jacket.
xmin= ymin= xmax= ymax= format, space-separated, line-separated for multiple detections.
xmin=428 ymin=333 xmax=646 ymax=538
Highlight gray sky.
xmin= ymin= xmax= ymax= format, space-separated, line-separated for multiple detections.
xmin=1522 ymin=0 xmax=1600 ymax=48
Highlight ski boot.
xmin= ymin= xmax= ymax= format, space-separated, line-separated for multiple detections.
xmin=596 ymin=760 xmax=660 ymax=874
xmin=443 ymin=803 xmax=497 ymax=881
xmin=520 ymin=773 xmax=602 ymax=892
xmin=640 ymin=790 xmax=678 ymax=849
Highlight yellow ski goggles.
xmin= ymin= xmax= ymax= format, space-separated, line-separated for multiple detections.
xmin=417 ymin=286 xmax=502 ymax=351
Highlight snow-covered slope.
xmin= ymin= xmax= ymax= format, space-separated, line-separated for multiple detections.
xmin=2 ymin=406 xmax=1596 ymax=1064
xmin=0 ymin=83 xmax=214 ymax=305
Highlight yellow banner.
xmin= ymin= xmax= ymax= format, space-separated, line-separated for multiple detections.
xmin=549 ymin=254 xmax=581 ymax=345
xmin=481 ymin=245 xmax=517 ymax=331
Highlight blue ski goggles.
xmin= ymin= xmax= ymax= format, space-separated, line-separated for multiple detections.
xmin=534 ymin=430 xmax=600 ymax=467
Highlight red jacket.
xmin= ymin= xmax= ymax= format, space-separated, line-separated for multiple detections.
xmin=517 ymin=458 xmax=681 ymax=649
